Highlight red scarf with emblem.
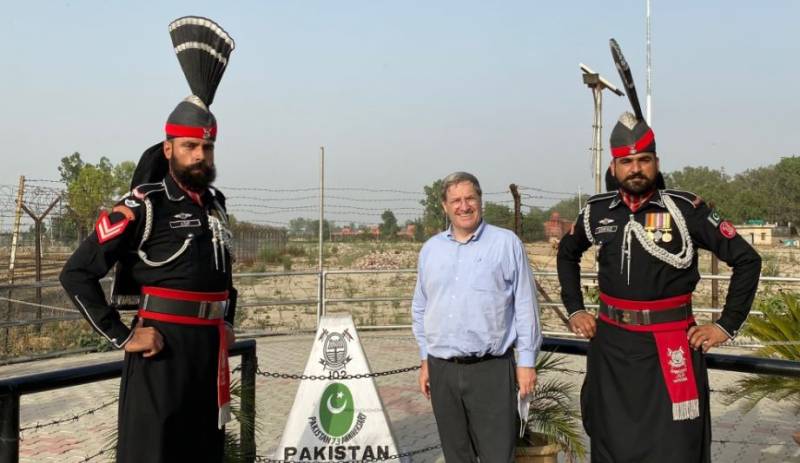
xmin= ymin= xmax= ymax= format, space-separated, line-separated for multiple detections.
xmin=599 ymin=293 xmax=700 ymax=421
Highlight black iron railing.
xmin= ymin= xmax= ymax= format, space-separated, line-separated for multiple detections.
xmin=1 ymin=337 xmax=799 ymax=463
xmin=542 ymin=337 xmax=800 ymax=377
xmin=0 ymin=339 xmax=257 ymax=463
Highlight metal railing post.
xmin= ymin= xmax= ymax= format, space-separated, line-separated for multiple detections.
xmin=321 ymin=270 xmax=327 ymax=319
xmin=239 ymin=340 xmax=257 ymax=463
xmin=0 ymin=390 xmax=20 ymax=463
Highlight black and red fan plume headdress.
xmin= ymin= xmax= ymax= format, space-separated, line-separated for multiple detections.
xmin=165 ymin=16 xmax=235 ymax=141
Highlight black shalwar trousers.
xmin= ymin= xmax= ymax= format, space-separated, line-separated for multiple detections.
xmin=582 ymin=320 xmax=711 ymax=463
xmin=117 ymin=319 xmax=224 ymax=463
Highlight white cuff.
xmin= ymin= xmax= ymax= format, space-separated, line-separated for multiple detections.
xmin=568 ymin=309 xmax=591 ymax=320
xmin=714 ymin=322 xmax=736 ymax=340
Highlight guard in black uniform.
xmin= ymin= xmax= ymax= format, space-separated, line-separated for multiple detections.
xmin=557 ymin=112 xmax=761 ymax=463
xmin=60 ymin=17 xmax=237 ymax=463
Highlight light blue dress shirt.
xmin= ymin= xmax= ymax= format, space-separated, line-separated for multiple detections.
xmin=411 ymin=221 xmax=542 ymax=367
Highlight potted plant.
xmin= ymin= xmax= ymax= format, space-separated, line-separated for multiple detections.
xmin=516 ymin=352 xmax=587 ymax=462
xmin=721 ymin=291 xmax=800 ymax=446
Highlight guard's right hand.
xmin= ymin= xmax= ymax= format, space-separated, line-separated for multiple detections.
xmin=568 ymin=311 xmax=597 ymax=339
xmin=419 ymin=360 xmax=430 ymax=400
xmin=124 ymin=319 xmax=164 ymax=358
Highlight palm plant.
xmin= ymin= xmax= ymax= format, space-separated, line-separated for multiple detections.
xmin=223 ymin=377 xmax=261 ymax=463
xmin=721 ymin=291 xmax=800 ymax=412
xmin=519 ymin=351 xmax=587 ymax=461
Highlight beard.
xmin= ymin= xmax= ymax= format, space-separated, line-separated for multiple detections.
xmin=170 ymin=157 xmax=216 ymax=192
xmin=618 ymin=172 xmax=657 ymax=195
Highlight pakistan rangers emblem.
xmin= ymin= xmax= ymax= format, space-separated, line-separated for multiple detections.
xmin=318 ymin=329 xmax=353 ymax=372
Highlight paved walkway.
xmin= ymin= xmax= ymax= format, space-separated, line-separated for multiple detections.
xmin=2 ymin=332 xmax=799 ymax=462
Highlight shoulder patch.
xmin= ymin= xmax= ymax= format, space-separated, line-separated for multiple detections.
xmin=719 ymin=220 xmax=737 ymax=239
xmin=663 ymin=189 xmax=702 ymax=207
xmin=132 ymin=182 xmax=166 ymax=200
xmin=707 ymin=209 xmax=722 ymax=228
xmin=586 ymin=192 xmax=617 ymax=204
xmin=111 ymin=205 xmax=136 ymax=221
xmin=95 ymin=210 xmax=130 ymax=244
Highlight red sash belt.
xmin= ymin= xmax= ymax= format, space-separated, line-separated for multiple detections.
xmin=138 ymin=287 xmax=232 ymax=428
xmin=599 ymin=292 xmax=700 ymax=421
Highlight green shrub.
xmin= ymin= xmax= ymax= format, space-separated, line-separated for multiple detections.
xmin=259 ymin=247 xmax=283 ymax=264
xmin=286 ymin=245 xmax=306 ymax=257
xmin=721 ymin=291 xmax=800 ymax=412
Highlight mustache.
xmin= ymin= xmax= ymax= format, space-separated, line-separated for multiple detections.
xmin=625 ymin=173 xmax=648 ymax=181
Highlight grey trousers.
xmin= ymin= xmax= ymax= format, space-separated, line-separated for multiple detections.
xmin=428 ymin=353 xmax=518 ymax=463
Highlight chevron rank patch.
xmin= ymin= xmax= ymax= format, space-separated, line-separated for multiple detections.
xmin=95 ymin=211 xmax=130 ymax=244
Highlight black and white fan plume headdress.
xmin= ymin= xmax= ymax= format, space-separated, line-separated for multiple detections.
xmin=164 ymin=16 xmax=236 ymax=141
xmin=131 ymin=16 xmax=235 ymax=188
xmin=169 ymin=16 xmax=235 ymax=108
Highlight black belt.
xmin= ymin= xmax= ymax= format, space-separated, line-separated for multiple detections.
xmin=438 ymin=349 xmax=511 ymax=365
xmin=599 ymin=300 xmax=692 ymax=326
xmin=140 ymin=294 xmax=228 ymax=320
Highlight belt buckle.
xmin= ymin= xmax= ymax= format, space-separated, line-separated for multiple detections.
xmin=198 ymin=301 xmax=226 ymax=319
xmin=197 ymin=302 xmax=209 ymax=319
xmin=207 ymin=301 xmax=224 ymax=319
xmin=619 ymin=309 xmax=633 ymax=324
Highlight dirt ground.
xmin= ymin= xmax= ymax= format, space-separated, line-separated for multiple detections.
xmin=2 ymin=240 xmax=798 ymax=360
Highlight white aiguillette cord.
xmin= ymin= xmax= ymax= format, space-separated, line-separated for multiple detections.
xmin=208 ymin=214 xmax=233 ymax=271
xmin=583 ymin=194 xmax=693 ymax=284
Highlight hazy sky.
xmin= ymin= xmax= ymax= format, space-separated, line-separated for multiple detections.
xmin=1 ymin=1 xmax=797 ymax=225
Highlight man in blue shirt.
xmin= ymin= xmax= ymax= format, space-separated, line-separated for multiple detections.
xmin=412 ymin=171 xmax=542 ymax=462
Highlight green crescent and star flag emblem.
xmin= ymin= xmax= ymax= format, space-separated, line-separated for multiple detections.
xmin=707 ymin=209 xmax=722 ymax=228
xmin=275 ymin=315 xmax=397 ymax=461
xmin=319 ymin=383 xmax=355 ymax=438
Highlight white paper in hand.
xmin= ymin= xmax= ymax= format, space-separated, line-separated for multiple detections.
xmin=517 ymin=390 xmax=532 ymax=438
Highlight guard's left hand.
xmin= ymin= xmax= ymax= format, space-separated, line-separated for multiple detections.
xmin=517 ymin=367 xmax=537 ymax=398
xmin=687 ymin=323 xmax=728 ymax=353
xmin=224 ymin=324 xmax=235 ymax=349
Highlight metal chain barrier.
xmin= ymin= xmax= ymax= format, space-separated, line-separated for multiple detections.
xmin=712 ymin=438 xmax=797 ymax=447
xmin=250 ymin=365 xmax=420 ymax=381
xmin=721 ymin=339 xmax=800 ymax=347
xmin=253 ymin=444 xmax=442 ymax=463
xmin=229 ymin=359 xmax=434 ymax=461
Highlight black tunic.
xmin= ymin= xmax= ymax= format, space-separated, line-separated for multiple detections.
xmin=557 ymin=189 xmax=761 ymax=463
xmin=60 ymin=175 xmax=237 ymax=463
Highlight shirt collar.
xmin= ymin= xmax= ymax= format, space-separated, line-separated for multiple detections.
xmin=445 ymin=220 xmax=486 ymax=243
xmin=609 ymin=188 xmax=662 ymax=212
xmin=165 ymin=173 xmax=207 ymax=206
